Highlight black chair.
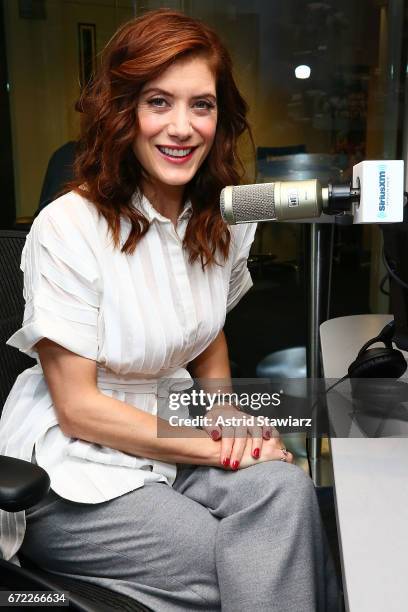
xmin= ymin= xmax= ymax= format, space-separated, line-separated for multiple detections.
xmin=35 ymin=141 xmax=77 ymax=218
xmin=0 ymin=230 xmax=153 ymax=611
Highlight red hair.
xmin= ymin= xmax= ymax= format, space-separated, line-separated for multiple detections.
xmin=66 ymin=9 xmax=254 ymax=267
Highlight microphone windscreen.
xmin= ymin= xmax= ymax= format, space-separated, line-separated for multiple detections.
xmin=220 ymin=183 xmax=276 ymax=224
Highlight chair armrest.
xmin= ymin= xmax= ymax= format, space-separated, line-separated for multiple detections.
xmin=0 ymin=455 xmax=50 ymax=512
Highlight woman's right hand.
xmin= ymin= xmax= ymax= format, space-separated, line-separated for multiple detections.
xmin=231 ymin=433 xmax=294 ymax=469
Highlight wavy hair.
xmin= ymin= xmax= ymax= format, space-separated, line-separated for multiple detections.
xmin=66 ymin=9 xmax=254 ymax=267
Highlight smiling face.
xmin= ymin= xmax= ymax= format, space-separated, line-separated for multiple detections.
xmin=133 ymin=56 xmax=218 ymax=196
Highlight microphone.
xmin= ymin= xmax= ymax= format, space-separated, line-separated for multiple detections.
xmin=220 ymin=180 xmax=327 ymax=224
xmin=220 ymin=160 xmax=404 ymax=225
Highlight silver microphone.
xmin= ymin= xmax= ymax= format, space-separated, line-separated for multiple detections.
xmin=220 ymin=179 xmax=328 ymax=224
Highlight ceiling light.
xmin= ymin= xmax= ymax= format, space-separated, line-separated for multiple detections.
xmin=295 ymin=65 xmax=311 ymax=79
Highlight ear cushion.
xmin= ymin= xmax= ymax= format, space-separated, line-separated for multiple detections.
xmin=348 ymin=348 xmax=407 ymax=379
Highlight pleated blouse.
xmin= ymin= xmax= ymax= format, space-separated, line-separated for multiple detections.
xmin=0 ymin=189 xmax=256 ymax=565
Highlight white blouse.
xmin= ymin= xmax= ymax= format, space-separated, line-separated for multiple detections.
xmin=0 ymin=190 xmax=256 ymax=565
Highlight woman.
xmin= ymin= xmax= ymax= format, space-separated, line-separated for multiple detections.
xmin=0 ymin=9 xmax=338 ymax=611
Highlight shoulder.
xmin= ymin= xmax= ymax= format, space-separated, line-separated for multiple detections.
xmin=29 ymin=190 xmax=102 ymax=259
xmin=37 ymin=189 xmax=99 ymax=226
xmin=229 ymin=222 xmax=258 ymax=254
xmin=33 ymin=190 xmax=100 ymax=241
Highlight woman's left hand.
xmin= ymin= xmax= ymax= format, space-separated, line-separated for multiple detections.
xmin=202 ymin=403 xmax=273 ymax=469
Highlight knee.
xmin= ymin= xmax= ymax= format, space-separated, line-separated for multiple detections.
xmin=280 ymin=463 xmax=316 ymax=500
xmin=251 ymin=461 xmax=317 ymax=508
xmin=270 ymin=463 xmax=319 ymax=525
xmin=248 ymin=458 xmax=312 ymax=488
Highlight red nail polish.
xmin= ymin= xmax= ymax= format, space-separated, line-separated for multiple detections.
xmin=231 ymin=460 xmax=239 ymax=470
xmin=222 ymin=457 xmax=230 ymax=467
xmin=264 ymin=432 xmax=271 ymax=439
xmin=211 ymin=430 xmax=220 ymax=440
xmin=252 ymin=448 xmax=260 ymax=459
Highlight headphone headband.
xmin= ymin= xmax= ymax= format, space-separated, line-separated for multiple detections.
xmin=357 ymin=320 xmax=395 ymax=356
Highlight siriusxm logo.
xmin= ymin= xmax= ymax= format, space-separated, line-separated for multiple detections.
xmin=378 ymin=164 xmax=386 ymax=219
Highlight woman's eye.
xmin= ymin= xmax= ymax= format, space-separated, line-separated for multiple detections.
xmin=194 ymin=100 xmax=215 ymax=110
xmin=148 ymin=97 xmax=167 ymax=108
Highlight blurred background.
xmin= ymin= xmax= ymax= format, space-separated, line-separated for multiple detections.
xmin=1 ymin=0 xmax=408 ymax=376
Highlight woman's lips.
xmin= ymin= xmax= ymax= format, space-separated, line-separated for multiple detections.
xmin=155 ymin=146 xmax=197 ymax=164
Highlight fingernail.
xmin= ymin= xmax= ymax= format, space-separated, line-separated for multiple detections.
xmin=222 ymin=457 xmax=230 ymax=467
xmin=210 ymin=430 xmax=220 ymax=440
xmin=231 ymin=460 xmax=240 ymax=470
xmin=252 ymin=448 xmax=260 ymax=459
xmin=264 ymin=432 xmax=271 ymax=439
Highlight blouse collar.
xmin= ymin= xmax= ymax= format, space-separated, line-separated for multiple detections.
xmin=131 ymin=191 xmax=193 ymax=224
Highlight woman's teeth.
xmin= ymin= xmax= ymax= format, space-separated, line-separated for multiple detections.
xmin=157 ymin=146 xmax=194 ymax=158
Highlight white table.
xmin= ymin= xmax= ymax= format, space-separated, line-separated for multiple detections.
xmin=320 ymin=314 xmax=408 ymax=612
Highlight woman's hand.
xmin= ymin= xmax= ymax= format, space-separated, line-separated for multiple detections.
xmin=203 ymin=403 xmax=275 ymax=469
xmin=237 ymin=435 xmax=294 ymax=469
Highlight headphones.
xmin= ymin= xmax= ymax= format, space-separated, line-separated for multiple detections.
xmin=348 ymin=320 xmax=407 ymax=379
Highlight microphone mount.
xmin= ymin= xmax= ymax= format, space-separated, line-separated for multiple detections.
xmin=323 ymin=182 xmax=361 ymax=216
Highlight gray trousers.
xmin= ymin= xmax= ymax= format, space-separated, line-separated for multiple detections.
xmin=21 ymin=461 xmax=339 ymax=611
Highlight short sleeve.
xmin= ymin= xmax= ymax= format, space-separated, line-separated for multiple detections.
xmin=226 ymin=222 xmax=257 ymax=313
xmin=7 ymin=200 xmax=101 ymax=360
